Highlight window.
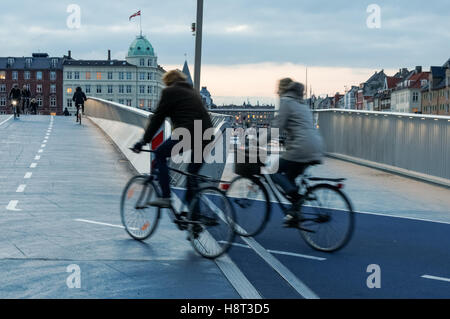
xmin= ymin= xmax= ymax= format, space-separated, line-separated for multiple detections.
xmin=37 ymin=84 xmax=42 ymax=93
xmin=107 ymin=85 xmax=113 ymax=94
xmin=96 ymin=72 xmax=102 ymax=80
xmin=119 ymin=85 xmax=124 ymax=94
xmin=126 ymin=72 xmax=132 ymax=80
xmin=147 ymin=59 xmax=152 ymax=67
xmin=147 ymin=86 xmax=152 ymax=94
xmin=140 ymin=59 xmax=145 ymax=66
xmin=413 ymin=92 xmax=419 ymax=103
xmin=0 ymin=84 xmax=6 ymax=92
xmin=139 ymin=72 xmax=146 ymax=80
xmin=126 ymin=99 xmax=132 ymax=106
xmin=74 ymin=71 xmax=80 ymax=80
xmin=67 ymin=99 xmax=73 ymax=107
xmin=86 ymin=72 xmax=91 ymax=80
xmin=52 ymin=58 xmax=58 ymax=68
xmin=7 ymin=58 xmax=14 ymax=66
xmin=50 ymin=72 xmax=56 ymax=81
xmin=67 ymin=88 xmax=72 ymax=94
xmin=139 ymin=85 xmax=145 ymax=94
xmin=0 ymin=97 xmax=6 ymax=107
xmin=126 ymin=85 xmax=132 ymax=93
xmin=85 ymin=85 xmax=91 ymax=94
xmin=119 ymin=99 xmax=124 ymax=105
xmin=37 ymin=97 xmax=42 ymax=107
xmin=139 ymin=99 xmax=145 ymax=108
xmin=0 ymin=71 xmax=5 ymax=80
xmin=119 ymin=72 xmax=124 ymax=80
xmin=108 ymin=72 xmax=113 ymax=80
xmin=12 ymin=71 xmax=18 ymax=80
xmin=147 ymin=72 xmax=153 ymax=80
xmin=50 ymin=84 xmax=56 ymax=93
xmin=25 ymin=71 xmax=30 ymax=80
xmin=96 ymin=85 xmax=102 ymax=93
xmin=26 ymin=58 xmax=32 ymax=67
xmin=50 ymin=97 xmax=56 ymax=107
xmin=66 ymin=71 xmax=72 ymax=80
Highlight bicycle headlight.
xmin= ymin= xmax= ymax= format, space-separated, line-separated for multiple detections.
xmin=12 ymin=100 xmax=17 ymax=106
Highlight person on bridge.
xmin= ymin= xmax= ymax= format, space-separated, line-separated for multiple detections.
xmin=132 ymin=69 xmax=213 ymax=209
xmin=271 ymin=78 xmax=325 ymax=227
xmin=72 ymin=87 xmax=87 ymax=122
xmin=9 ymin=84 xmax=22 ymax=117
xmin=29 ymin=98 xmax=38 ymax=115
xmin=21 ymin=85 xmax=31 ymax=115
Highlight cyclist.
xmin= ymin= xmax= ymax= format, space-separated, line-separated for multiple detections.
xmin=271 ymin=78 xmax=325 ymax=227
xmin=9 ymin=84 xmax=22 ymax=117
xmin=72 ymin=87 xmax=87 ymax=122
xmin=21 ymin=85 xmax=31 ymax=115
xmin=132 ymin=69 xmax=213 ymax=209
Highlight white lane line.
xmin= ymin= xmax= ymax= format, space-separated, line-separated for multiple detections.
xmin=41 ymin=144 xmax=46 ymax=148
xmin=24 ymin=172 xmax=32 ymax=179
xmin=6 ymin=200 xmax=21 ymax=211
xmin=46 ymin=133 xmax=50 ymax=136
xmin=170 ymin=193 xmax=262 ymax=299
xmin=74 ymin=219 xmax=125 ymax=229
xmin=38 ymin=149 xmax=43 ymax=153
xmin=0 ymin=115 xmax=13 ymax=126
xmin=30 ymin=163 xmax=37 ymax=168
xmin=35 ymin=155 xmax=40 ymax=160
xmin=204 ymin=197 xmax=319 ymax=299
xmin=219 ymin=241 xmax=326 ymax=261
xmin=42 ymin=140 xmax=47 ymax=143
xmin=355 ymin=210 xmax=450 ymax=225
xmin=16 ymin=184 xmax=27 ymax=193
xmin=422 ymin=275 xmax=450 ymax=283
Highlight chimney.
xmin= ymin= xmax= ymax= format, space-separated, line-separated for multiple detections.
xmin=68 ymin=50 xmax=71 ymax=59
xmin=415 ymin=66 xmax=422 ymax=73
xmin=108 ymin=50 xmax=111 ymax=61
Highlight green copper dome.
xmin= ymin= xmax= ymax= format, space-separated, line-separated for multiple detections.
xmin=128 ymin=35 xmax=155 ymax=57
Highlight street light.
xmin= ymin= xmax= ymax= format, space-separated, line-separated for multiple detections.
xmin=194 ymin=0 xmax=203 ymax=92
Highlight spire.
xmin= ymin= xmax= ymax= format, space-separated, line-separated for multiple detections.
xmin=182 ymin=60 xmax=193 ymax=85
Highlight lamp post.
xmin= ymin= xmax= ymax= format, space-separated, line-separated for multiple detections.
xmin=194 ymin=0 xmax=203 ymax=92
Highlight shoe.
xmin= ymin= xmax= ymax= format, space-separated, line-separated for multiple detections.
xmin=147 ymin=197 xmax=172 ymax=208
xmin=283 ymin=214 xmax=299 ymax=228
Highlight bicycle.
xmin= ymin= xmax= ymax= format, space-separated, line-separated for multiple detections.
xmin=120 ymin=149 xmax=236 ymax=259
xmin=76 ymin=104 xmax=82 ymax=125
xmin=226 ymin=159 xmax=355 ymax=252
xmin=11 ymin=99 xmax=19 ymax=120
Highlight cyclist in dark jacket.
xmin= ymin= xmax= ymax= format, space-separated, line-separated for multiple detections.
xmin=9 ymin=84 xmax=22 ymax=117
xmin=132 ymin=69 xmax=213 ymax=208
xmin=72 ymin=87 xmax=87 ymax=122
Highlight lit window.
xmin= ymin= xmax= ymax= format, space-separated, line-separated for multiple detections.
xmin=86 ymin=72 xmax=91 ymax=80
xmin=96 ymin=72 xmax=102 ymax=80
xmin=0 ymin=71 xmax=5 ymax=80
xmin=67 ymin=88 xmax=73 ymax=94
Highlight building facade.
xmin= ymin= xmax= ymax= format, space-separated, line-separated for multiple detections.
xmin=344 ymin=86 xmax=358 ymax=109
xmin=422 ymin=66 xmax=450 ymax=115
xmin=0 ymin=53 xmax=64 ymax=115
xmin=63 ymin=35 xmax=165 ymax=115
xmin=390 ymin=71 xmax=429 ymax=113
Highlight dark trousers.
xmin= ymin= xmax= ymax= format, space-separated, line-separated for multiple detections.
xmin=271 ymin=159 xmax=308 ymax=202
xmin=154 ymin=138 xmax=203 ymax=203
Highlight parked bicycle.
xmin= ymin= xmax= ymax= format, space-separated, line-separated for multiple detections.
xmin=121 ymin=149 xmax=236 ymax=259
xmin=226 ymin=158 xmax=355 ymax=252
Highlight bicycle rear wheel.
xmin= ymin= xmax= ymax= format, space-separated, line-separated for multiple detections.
xmin=120 ymin=175 xmax=161 ymax=241
xmin=299 ymin=184 xmax=354 ymax=252
xmin=188 ymin=187 xmax=236 ymax=259
xmin=226 ymin=176 xmax=270 ymax=237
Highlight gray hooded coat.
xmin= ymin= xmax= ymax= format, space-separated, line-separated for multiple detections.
xmin=272 ymin=83 xmax=325 ymax=163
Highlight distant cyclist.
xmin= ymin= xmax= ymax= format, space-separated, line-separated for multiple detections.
xmin=132 ymin=69 xmax=213 ymax=209
xmin=9 ymin=84 xmax=22 ymax=117
xmin=271 ymin=78 xmax=325 ymax=227
xmin=21 ymin=85 xmax=31 ymax=114
xmin=72 ymin=87 xmax=87 ymax=122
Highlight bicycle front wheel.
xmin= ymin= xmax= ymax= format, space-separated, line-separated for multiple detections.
xmin=299 ymin=184 xmax=354 ymax=252
xmin=188 ymin=187 xmax=236 ymax=259
xmin=120 ymin=175 xmax=161 ymax=241
xmin=226 ymin=176 xmax=270 ymax=237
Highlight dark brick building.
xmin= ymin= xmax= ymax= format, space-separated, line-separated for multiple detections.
xmin=0 ymin=53 xmax=64 ymax=115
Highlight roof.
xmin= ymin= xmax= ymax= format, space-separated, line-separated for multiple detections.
xmin=386 ymin=76 xmax=402 ymax=89
xmin=395 ymin=72 xmax=430 ymax=90
xmin=128 ymin=35 xmax=155 ymax=57
xmin=182 ymin=60 xmax=193 ymax=85
xmin=0 ymin=56 xmax=64 ymax=70
xmin=63 ymin=60 xmax=134 ymax=67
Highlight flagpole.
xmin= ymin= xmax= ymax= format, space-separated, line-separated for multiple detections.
xmin=140 ymin=10 xmax=142 ymax=36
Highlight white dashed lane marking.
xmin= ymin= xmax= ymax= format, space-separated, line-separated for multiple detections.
xmin=6 ymin=200 xmax=21 ymax=211
xmin=34 ymin=155 xmax=40 ymax=160
xmin=422 ymin=275 xmax=450 ymax=283
xmin=30 ymin=163 xmax=37 ymax=168
xmin=16 ymin=184 xmax=26 ymax=193
xmin=24 ymin=172 xmax=32 ymax=179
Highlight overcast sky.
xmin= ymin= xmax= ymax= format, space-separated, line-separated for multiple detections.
xmin=1 ymin=0 xmax=449 ymax=104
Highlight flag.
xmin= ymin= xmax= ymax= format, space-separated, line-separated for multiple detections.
xmin=129 ymin=10 xmax=141 ymax=21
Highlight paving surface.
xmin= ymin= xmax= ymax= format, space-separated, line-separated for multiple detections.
xmin=1 ymin=114 xmax=449 ymax=299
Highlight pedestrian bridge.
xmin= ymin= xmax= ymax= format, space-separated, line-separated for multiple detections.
xmin=0 ymin=100 xmax=448 ymax=299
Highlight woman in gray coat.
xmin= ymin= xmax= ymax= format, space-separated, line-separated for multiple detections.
xmin=272 ymin=79 xmax=325 ymax=227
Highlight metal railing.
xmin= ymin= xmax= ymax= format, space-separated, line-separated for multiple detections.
xmin=314 ymin=109 xmax=450 ymax=184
